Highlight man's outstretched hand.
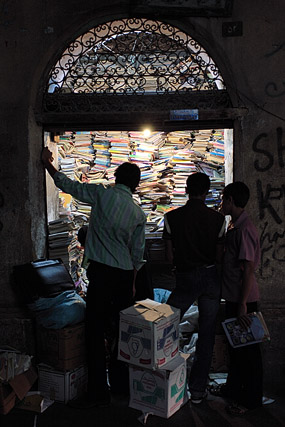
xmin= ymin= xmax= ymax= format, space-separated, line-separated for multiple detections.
xmin=41 ymin=147 xmax=54 ymax=165
xmin=41 ymin=147 xmax=57 ymax=177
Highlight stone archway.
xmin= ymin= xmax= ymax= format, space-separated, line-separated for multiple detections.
xmin=36 ymin=17 xmax=239 ymax=131
xmin=40 ymin=16 xmax=236 ymax=305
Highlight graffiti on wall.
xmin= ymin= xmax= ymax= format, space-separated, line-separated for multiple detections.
xmin=265 ymin=43 xmax=285 ymax=97
xmin=252 ymin=127 xmax=285 ymax=277
xmin=265 ymin=82 xmax=285 ymax=98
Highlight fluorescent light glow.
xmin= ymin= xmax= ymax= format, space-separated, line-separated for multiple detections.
xmin=143 ymin=128 xmax=151 ymax=138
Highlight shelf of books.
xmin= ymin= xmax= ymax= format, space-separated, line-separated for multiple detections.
xmin=48 ymin=129 xmax=225 ymax=291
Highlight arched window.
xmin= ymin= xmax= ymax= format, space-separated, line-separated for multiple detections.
xmin=41 ymin=18 xmax=232 ymax=127
xmin=47 ymin=18 xmax=225 ymax=95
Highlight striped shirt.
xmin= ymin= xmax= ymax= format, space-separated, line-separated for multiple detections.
xmin=53 ymin=172 xmax=146 ymax=271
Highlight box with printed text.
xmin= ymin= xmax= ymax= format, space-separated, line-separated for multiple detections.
xmin=118 ymin=299 xmax=180 ymax=370
xmin=38 ymin=364 xmax=87 ymax=404
xmin=129 ymin=353 xmax=189 ymax=419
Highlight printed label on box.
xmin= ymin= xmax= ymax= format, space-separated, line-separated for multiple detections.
xmin=129 ymin=354 xmax=189 ymax=418
xmin=118 ymin=300 xmax=180 ymax=369
xmin=38 ymin=364 xmax=87 ymax=404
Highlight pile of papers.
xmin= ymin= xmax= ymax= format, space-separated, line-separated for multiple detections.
xmin=48 ymin=218 xmax=77 ymax=268
xmin=50 ymin=129 xmax=225 ymax=282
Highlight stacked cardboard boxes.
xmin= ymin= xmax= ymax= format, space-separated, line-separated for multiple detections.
xmin=36 ymin=322 xmax=86 ymax=371
xmin=118 ymin=299 xmax=189 ymax=419
xmin=36 ymin=322 xmax=87 ymax=403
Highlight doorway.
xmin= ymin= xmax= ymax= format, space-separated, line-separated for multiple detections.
xmin=44 ymin=126 xmax=233 ymax=295
xmin=40 ymin=16 xmax=234 ymax=291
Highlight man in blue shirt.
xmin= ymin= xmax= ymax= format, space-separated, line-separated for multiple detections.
xmin=42 ymin=147 xmax=146 ymax=407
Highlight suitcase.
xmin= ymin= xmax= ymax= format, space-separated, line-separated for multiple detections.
xmin=13 ymin=258 xmax=75 ymax=303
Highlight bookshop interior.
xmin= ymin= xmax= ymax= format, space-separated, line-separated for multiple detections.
xmin=45 ymin=127 xmax=233 ymax=299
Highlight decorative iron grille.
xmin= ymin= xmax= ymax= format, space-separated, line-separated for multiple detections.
xmin=47 ymin=18 xmax=225 ymax=95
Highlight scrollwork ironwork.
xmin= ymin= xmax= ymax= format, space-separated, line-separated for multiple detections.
xmin=46 ymin=18 xmax=225 ymax=96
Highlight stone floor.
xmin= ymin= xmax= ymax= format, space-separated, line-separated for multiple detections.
xmin=1 ymin=389 xmax=285 ymax=427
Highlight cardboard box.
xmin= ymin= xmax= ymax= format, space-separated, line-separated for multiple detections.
xmin=36 ymin=322 xmax=86 ymax=371
xmin=210 ymin=334 xmax=229 ymax=373
xmin=38 ymin=364 xmax=87 ymax=403
xmin=0 ymin=367 xmax=38 ymax=415
xmin=17 ymin=391 xmax=54 ymax=413
xmin=0 ymin=382 xmax=16 ymax=415
xmin=129 ymin=353 xmax=189 ymax=419
xmin=118 ymin=299 xmax=180 ymax=370
xmin=0 ymin=349 xmax=33 ymax=382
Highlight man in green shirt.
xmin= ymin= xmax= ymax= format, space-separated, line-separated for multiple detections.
xmin=42 ymin=147 xmax=146 ymax=407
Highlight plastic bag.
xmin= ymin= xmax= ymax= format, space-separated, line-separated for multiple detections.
xmin=28 ymin=290 xmax=86 ymax=329
xmin=153 ymin=288 xmax=171 ymax=303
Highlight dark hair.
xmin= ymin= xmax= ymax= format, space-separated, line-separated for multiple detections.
xmin=114 ymin=162 xmax=141 ymax=192
xmin=223 ymin=182 xmax=250 ymax=208
xmin=186 ymin=172 xmax=210 ymax=197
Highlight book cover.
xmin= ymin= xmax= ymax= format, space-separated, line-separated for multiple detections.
xmin=222 ymin=312 xmax=270 ymax=348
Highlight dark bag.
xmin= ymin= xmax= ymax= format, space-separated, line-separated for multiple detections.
xmin=13 ymin=258 xmax=75 ymax=303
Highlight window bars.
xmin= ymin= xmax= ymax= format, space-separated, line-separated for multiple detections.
xmin=47 ymin=18 xmax=225 ymax=96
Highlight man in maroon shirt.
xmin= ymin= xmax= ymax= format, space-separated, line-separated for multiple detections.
xmin=217 ymin=181 xmax=263 ymax=416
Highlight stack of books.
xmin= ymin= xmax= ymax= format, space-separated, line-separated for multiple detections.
xmin=109 ymin=132 xmax=131 ymax=166
xmin=207 ymin=130 xmax=224 ymax=165
xmin=92 ymin=132 xmax=111 ymax=169
xmin=85 ymin=167 xmax=108 ymax=185
xmin=50 ymin=129 xmax=226 ymax=281
xmin=72 ymin=132 xmax=95 ymax=164
xmin=56 ymin=133 xmax=74 ymax=159
xmin=48 ymin=218 xmax=77 ymax=269
xmin=59 ymin=157 xmax=76 ymax=180
xmin=129 ymin=131 xmax=165 ymax=166
xmin=170 ymin=149 xmax=197 ymax=206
